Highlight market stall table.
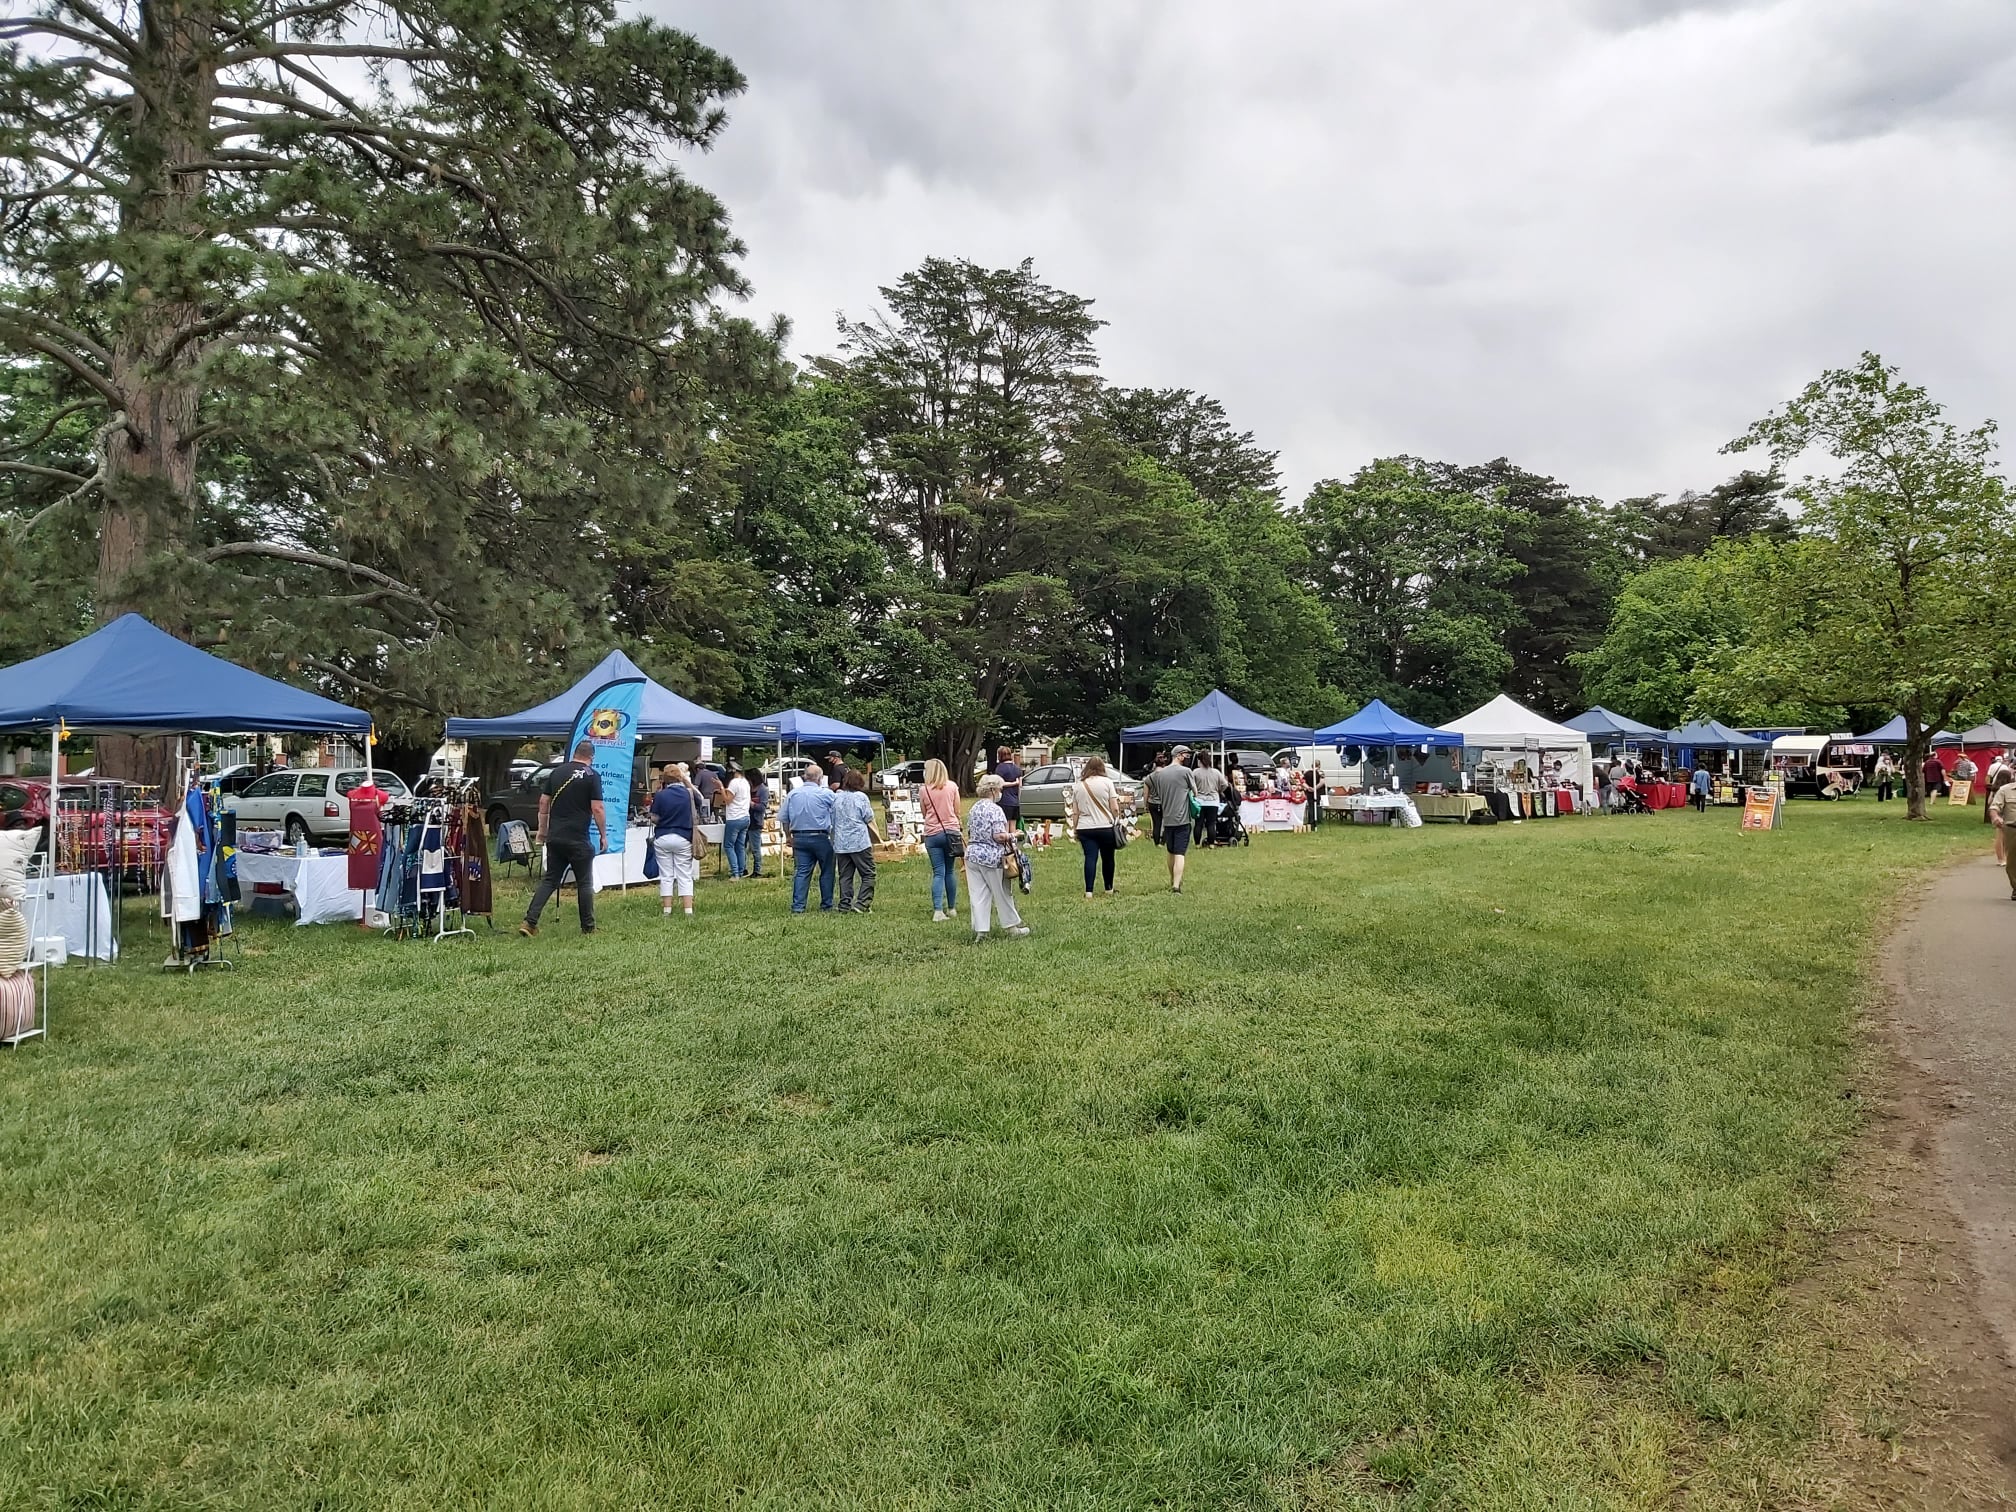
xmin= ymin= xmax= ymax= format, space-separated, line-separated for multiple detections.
xmin=235 ymin=850 xmax=363 ymax=925
xmin=1414 ymin=793 xmax=1487 ymax=822
xmin=1340 ymin=792 xmax=1422 ymax=826
xmin=1236 ymin=797 xmax=1304 ymax=832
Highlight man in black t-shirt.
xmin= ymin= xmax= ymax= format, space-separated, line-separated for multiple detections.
xmin=521 ymin=739 xmax=609 ymax=936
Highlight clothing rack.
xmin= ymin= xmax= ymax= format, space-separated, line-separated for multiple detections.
xmin=159 ymin=756 xmax=239 ymax=971
xmin=376 ymin=778 xmax=491 ymax=942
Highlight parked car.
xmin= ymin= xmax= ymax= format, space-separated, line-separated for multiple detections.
xmin=225 ymin=766 xmax=410 ymax=844
xmin=204 ymin=763 xmax=266 ymax=795
xmin=1271 ymin=746 xmax=1361 ymax=788
xmin=1017 ymin=761 xmax=1143 ymax=821
xmin=876 ymin=760 xmax=927 ymax=790
xmin=484 ymin=762 xmax=558 ymax=834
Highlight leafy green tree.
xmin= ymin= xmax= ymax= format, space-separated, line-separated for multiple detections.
xmin=1095 ymin=386 xmax=1281 ymax=503
xmin=1432 ymin=459 xmax=1626 ymax=712
xmin=834 ymin=256 xmax=1100 ymax=780
xmin=1301 ymin=458 xmax=1518 ymax=723
xmin=1610 ymin=469 xmax=1792 ymax=563
xmin=0 ymin=0 xmax=769 ymax=764
xmin=1713 ymin=353 xmax=2015 ymax=818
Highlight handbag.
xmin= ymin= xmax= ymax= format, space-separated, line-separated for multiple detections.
xmin=1083 ymin=779 xmax=1128 ymax=848
xmin=686 ymin=786 xmax=708 ymax=859
xmin=643 ymin=836 xmax=661 ymax=880
xmin=929 ymin=784 xmax=966 ymax=857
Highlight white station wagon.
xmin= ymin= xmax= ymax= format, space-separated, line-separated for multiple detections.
xmin=224 ymin=766 xmax=410 ymax=844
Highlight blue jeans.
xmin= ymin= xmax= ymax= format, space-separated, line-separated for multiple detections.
xmin=723 ymin=817 xmax=750 ymax=877
xmin=791 ymin=832 xmax=835 ymax=912
xmin=924 ymin=831 xmax=960 ymax=911
xmin=749 ymin=811 xmax=765 ymax=874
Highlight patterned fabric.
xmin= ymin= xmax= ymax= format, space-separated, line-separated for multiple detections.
xmin=831 ymin=790 xmax=875 ymax=853
xmin=0 ymin=901 xmax=26 ymax=976
xmin=0 ymin=970 xmax=34 ymax=1038
xmin=966 ymin=799 xmax=1011 ymax=868
xmin=348 ymin=805 xmax=383 ymax=890
xmin=459 ymin=807 xmax=493 ymax=915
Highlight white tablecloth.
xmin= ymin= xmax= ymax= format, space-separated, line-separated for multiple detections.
xmin=1340 ymin=792 xmax=1423 ymax=827
xmin=22 ymin=873 xmax=116 ymax=961
xmin=235 ymin=851 xmax=363 ymax=925
xmin=1237 ymin=798 xmax=1304 ymax=831
xmin=586 ymin=825 xmax=655 ymax=891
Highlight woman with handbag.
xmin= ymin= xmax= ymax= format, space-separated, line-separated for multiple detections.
xmin=918 ymin=758 xmax=963 ymax=922
xmin=963 ymin=774 xmax=1030 ymax=940
xmin=1065 ymin=756 xmax=1123 ymax=900
xmin=650 ymin=764 xmax=701 ymax=918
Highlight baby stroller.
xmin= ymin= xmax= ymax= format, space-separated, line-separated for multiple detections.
xmin=1213 ymin=801 xmax=1251 ymax=847
xmin=1614 ymin=783 xmax=1652 ymax=816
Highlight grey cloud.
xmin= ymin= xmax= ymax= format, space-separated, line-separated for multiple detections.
xmin=652 ymin=0 xmax=2016 ymax=504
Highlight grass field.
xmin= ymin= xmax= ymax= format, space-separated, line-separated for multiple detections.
xmin=0 ymin=801 xmax=1990 ymax=1508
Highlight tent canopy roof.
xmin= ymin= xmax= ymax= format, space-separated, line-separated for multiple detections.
xmin=1956 ymin=717 xmax=2016 ymax=745
xmin=0 ymin=613 xmax=370 ymax=735
xmin=1853 ymin=716 xmax=1959 ymax=745
xmin=1665 ymin=718 xmax=1767 ymax=751
xmin=1561 ymin=705 xmax=1666 ymax=741
xmin=1120 ymin=689 xmax=1314 ymax=746
xmin=1314 ymin=698 xmax=1462 ymax=748
xmin=760 ymin=707 xmax=884 ymax=746
xmin=446 ymin=649 xmax=778 ymax=743
xmin=1439 ymin=693 xmax=1587 ymax=747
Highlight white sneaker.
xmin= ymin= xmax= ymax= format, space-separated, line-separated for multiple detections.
xmin=932 ymin=909 xmax=947 ymax=922
xmin=1007 ymin=925 xmax=1032 ymax=937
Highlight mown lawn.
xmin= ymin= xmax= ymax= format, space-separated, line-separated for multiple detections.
xmin=0 ymin=801 xmax=1987 ymax=1508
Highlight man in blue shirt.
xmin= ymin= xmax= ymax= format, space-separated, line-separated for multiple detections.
xmin=779 ymin=762 xmax=838 ymax=913
xmin=1690 ymin=764 xmax=1713 ymax=812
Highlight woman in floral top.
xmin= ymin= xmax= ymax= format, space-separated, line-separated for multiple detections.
xmin=963 ymin=773 xmax=1030 ymax=939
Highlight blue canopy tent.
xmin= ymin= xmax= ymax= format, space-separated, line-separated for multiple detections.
xmin=0 ymin=613 xmax=370 ymax=736
xmin=1665 ymin=718 xmax=1766 ymax=773
xmin=1313 ymin=698 xmax=1461 ymax=749
xmin=758 ymin=708 xmax=885 ymax=777
xmin=1855 ymin=716 xmax=1959 ymax=746
xmin=0 ymin=614 xmax=375 ymax=981
xmin=446 ymin=649 xmax=777 ymax=745
xmin=1562 ymin=706 xmax=1666 ymax=744
xmin=1119 ymin=689 xmax=1314 ymax=769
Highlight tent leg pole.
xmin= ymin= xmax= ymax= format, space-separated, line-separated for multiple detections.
xmin=47 ymin=723 xmax=58 ymax=869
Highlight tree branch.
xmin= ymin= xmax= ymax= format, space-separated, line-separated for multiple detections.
xmin=200 ymin=540 xmax=451 ymax=621
xmin=0 ymin=304 xmax=114 ymax=368
xmin=301 ymin=656 xmax=429 ymax=709
xmin=0 ymin=16 xmax=134 ymax=59
xmin=220 ymin=43 xmax=449 ymax=65
xmin=0 ymin=398 xmax=102 ymax=457
xmin=0 ymin=460 xmax=90 ymax=485
xmin=8 ymin=333 xmax=129 ymax=416
xmin=53 ymin=0 xmax=135 ymax=52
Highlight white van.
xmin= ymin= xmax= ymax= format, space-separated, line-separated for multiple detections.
xmin=1272 ymin=746 xmax=1361 ymax=788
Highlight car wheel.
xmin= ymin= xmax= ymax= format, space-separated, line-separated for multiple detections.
xmin=487 ymin=806 xmax=510 ymax=832
xmin=284 ymin=815 xmax=308 ymax=844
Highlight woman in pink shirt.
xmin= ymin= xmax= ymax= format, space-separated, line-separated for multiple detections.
xmin=918 ymin=758 xmax=963 ymax=922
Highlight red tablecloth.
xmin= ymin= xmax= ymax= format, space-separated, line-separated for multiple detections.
xmin=1647 ymin=782 xmax=1688 ymax=809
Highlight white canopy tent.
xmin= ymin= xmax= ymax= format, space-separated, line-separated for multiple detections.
xmin=1439 ymin=694 xmax=1595 ymax=797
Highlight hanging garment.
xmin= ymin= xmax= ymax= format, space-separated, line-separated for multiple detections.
xmin=215 ymin=809 xmax=241 ymax=904
xmin=496 ymin=819 xmax=530 ymax=864
xmin=418 ymin=812 xmax=448 ymax=895
xmin=167 ymin=811 xmax=202 ymax=925
xmin=459 ymin=806 xmax=493 ymax=916
xmin=348 ymin=803 xmax=383 ymax=891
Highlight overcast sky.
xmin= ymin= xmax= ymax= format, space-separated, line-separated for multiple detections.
xmin=652 ymin=0 xmax=2016 ymax=504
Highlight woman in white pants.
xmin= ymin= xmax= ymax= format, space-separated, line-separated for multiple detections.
xmin=649 ymin=765 xmax=700 ymax=917
xmin=962 ymin=774 xmax=1029 ymax=940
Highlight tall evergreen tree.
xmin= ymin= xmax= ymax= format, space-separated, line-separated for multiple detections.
xmin=0 ymin=1 xmax=769 ymax=762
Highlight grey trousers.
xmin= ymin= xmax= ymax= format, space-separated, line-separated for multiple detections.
xmin=837 ymin=849 xmax=876 ymax=910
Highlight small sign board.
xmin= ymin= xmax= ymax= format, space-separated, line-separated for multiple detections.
xmin=1740 ymin=787 xmax=1782 ymax=831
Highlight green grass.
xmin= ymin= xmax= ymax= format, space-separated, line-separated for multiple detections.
xmin=0 ymin=802 xmax=1987 ymax=1508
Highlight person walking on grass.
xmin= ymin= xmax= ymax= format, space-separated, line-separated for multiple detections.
xmin=781 ymin=761 xmax=838 ymax=914
xmin=919 ymin=758 xmax=962 ymax=922
xmin=832 ymin=770 xmax=882 ymax=913
xmin=963 ymin=773 xmax=1029 ymax=939
xmin=994 ymin=746 xmax=1024 ymax=833
xmin=650 ymin=765 xmax=700 ymax=918
xmin=1690 ymin=764 xmax=1712 ymax=812
xmin=1191 ymin=751 xmax=1223 ymax=845
xmin=1986 ymin=753 xmax=2014 ymax=863
xmin=1146 ymin=748 xmax=1194 ymax=894
xmin=1874 ymin=752 xmax=1895 ymax=802
xmin=1990 ymin=775 xmax=2016 ymax=899
xmin=747 ymin=767 xmax=769 ymax=877
xmin=521 ymin=739 xmax=607 ymax=937
xmin=722 ymin=761 xmax=752 ymax=880
xmin=1066 ymin=756 xmax=1122 ymax=900
xmin=1145 ymin=750 xmax=1170 ymax=844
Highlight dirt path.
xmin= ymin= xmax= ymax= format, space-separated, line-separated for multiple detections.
xmin=1868 ymin=852 xmax=2016 ymax=1499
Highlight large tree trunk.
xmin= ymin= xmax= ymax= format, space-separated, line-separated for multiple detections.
xmin=93 ymin=3 xmax=217 ymax=785
xmin=1901 ymin=704 xmax=1929 ymax=821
